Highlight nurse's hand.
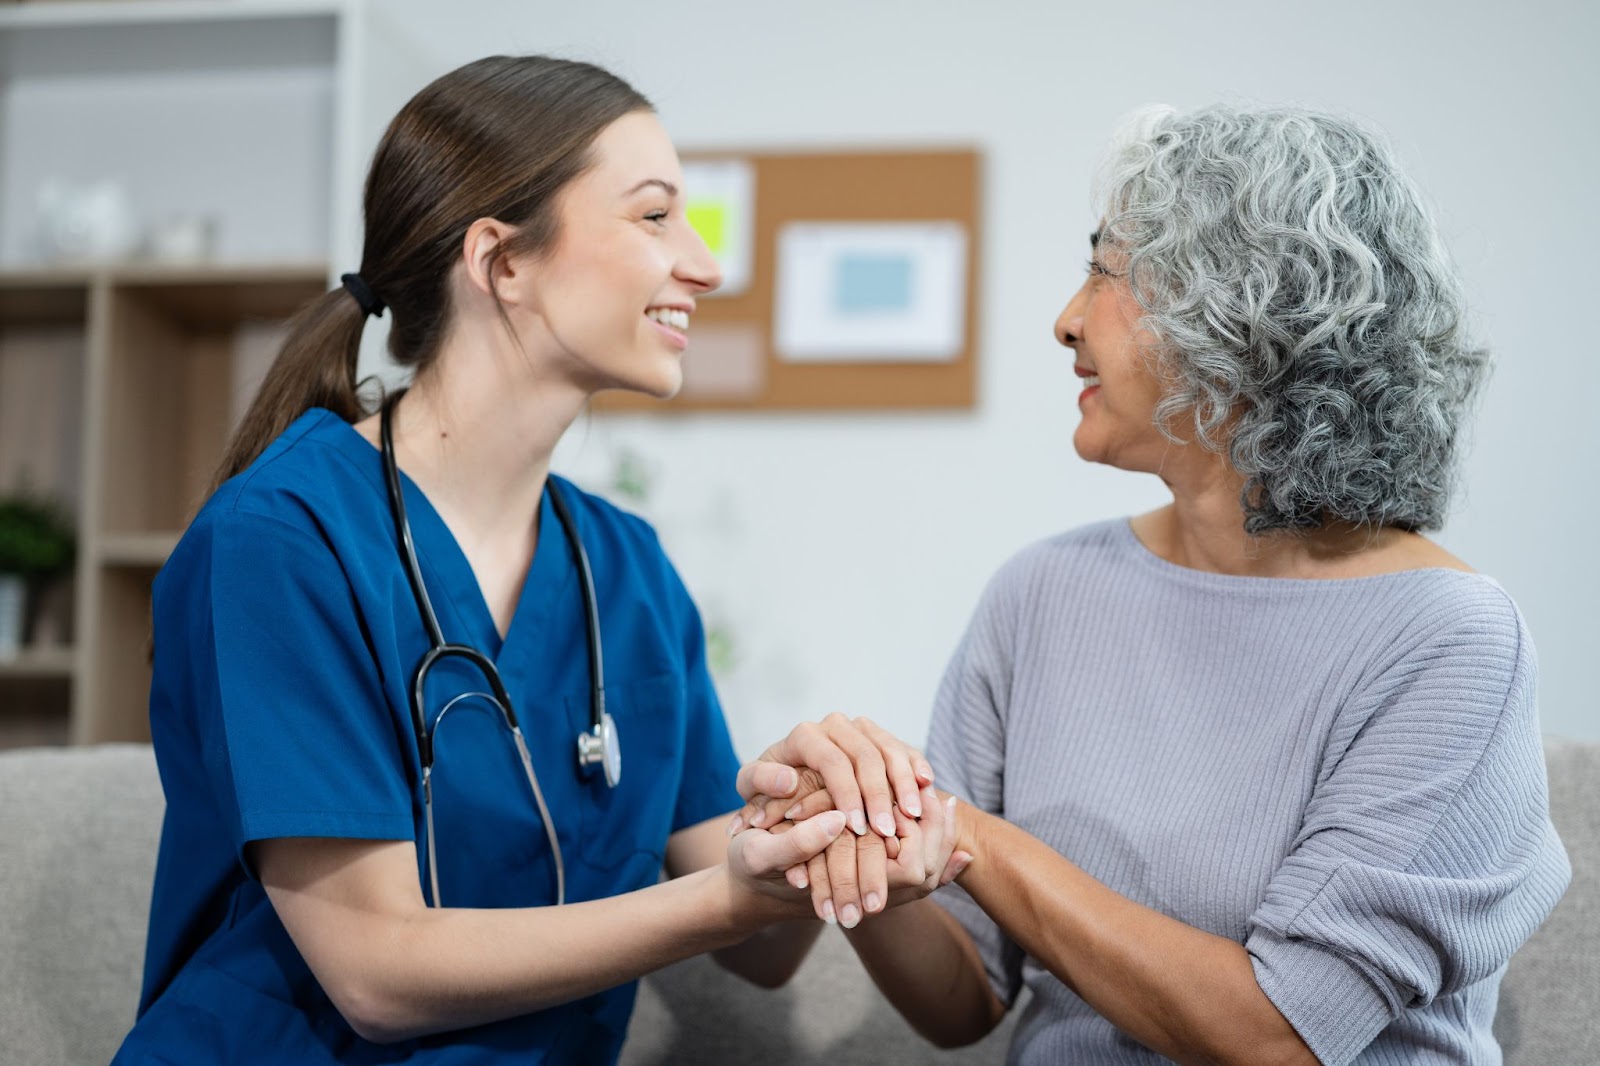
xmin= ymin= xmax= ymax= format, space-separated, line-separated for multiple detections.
xmin=724 ymin=810 xmax=851 ymax=919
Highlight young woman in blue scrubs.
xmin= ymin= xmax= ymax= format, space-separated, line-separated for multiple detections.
xmin=113 ymin=55 xmax=961 ymax=1065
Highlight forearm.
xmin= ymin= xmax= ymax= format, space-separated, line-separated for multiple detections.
xmin=711 ymin=918 xmax=824 ymax=988
xmin=843 ymin=896 xmax=1006 ymax=1048
xmin=957 ymin=805 xmax=1313 ymax=1066
xmin=313 ymin=865 xmax=775 ymax=1043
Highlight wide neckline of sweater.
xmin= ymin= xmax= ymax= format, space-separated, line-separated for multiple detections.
xmin=1109 ymin=518 xmax=1501 ymax=595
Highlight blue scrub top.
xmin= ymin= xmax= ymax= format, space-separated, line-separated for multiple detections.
xmin=113 ymin=409 xmax=743 ymax=1065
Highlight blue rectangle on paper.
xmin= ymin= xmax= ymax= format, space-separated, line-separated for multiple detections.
xmin=834 ymin=253 xmax=914 ymax=314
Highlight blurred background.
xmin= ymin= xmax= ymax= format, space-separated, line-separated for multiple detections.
xmin=0 ymin=0 xmax=1595 ymax=755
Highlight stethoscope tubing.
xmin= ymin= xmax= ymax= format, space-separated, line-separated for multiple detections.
xmin=380 ymin=390 xmax=611 ymax=907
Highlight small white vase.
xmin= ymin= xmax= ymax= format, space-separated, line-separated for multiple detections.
xmin=0 ymin=574 xmax=24 ymax=660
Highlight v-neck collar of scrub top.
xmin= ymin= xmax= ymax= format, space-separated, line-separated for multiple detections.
xmin=314 ymin=409 xmax=576 ymax=665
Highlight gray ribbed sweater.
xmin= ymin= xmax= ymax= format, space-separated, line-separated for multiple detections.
xmin=927 ymin=519 xmax=1571 ymax=1066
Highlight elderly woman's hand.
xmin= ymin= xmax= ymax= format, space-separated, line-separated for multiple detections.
xmin=733 ymin=714 xmax=935 ymax=834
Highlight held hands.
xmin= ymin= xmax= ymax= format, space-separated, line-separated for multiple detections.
xmin=727 ymin=714 xmax=972 ymax=928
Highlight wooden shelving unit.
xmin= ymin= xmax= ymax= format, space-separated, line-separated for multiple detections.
xmin=0 ymin=0 xmax=430 ymax=747
xmin=0 ymin=264 xmax=327 ymax=745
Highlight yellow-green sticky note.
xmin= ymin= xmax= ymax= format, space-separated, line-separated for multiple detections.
xmin=687 ymin=202 xmax=727 ymax=255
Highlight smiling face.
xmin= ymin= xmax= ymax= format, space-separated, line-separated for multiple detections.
xmin=511 ymin=110 xmax=721 ymax=398
xmin=1054 ymin=231 xmax=1175 ymax=473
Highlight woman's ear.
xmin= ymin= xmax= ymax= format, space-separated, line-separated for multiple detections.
xmin=460 ymin=217 xmax=524 ymax=305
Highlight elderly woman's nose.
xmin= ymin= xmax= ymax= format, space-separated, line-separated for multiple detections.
xmin=1055 ymin=304 xmax=1084 ymax=347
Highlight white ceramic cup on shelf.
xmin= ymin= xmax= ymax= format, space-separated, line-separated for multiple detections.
xmin=146 ymin=214 xmax=218 ymax=263
xmin=35 ymin=179 xmax=140 ymax=264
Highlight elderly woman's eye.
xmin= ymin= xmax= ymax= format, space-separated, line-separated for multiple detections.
xmin=1086 ymin=258 xmax=1108 ymax=277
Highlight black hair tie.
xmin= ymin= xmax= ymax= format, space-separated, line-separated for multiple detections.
xmin=340 ymin=273 xmax=386 ymax=318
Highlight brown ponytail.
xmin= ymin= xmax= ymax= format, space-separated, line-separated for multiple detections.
xmin=208 ymin=55 xmax=652 ymax=495
xmin=208 ymin=287 xmax=366 ymax=493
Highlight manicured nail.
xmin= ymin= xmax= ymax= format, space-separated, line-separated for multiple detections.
xmin=839 ymin=904 xmax=861 ymax=929
xmin=822 ymin=900 xmax=837 ymax=925
xmin=849 ymin=810 xmax=868 ymax=836
xmin=872 ymin=811 xmax=896 ymax=837
xmin=794 ymin=870 xmax=809 ymax=890
xmin=904 ymin=797 xmax=922 ymax=818
xmin=864 ymin=892 xmax=882 ymax=914
xmin=818 ymin=810 xmax=847 ymax=837
xmin=919 ymin=763 xmax=935 ymax=785
xmin=784 ymin=803 xmax=803 ymax=821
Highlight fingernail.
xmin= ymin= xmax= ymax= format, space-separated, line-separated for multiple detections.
xmin=784 ymin=804 xmax=803 ymax=821
xmin=822 ymin=900 xmax=837 ymax=925
xmin=864 ymin=892 xmax=882 ymax=914
xmin=872 ymin=811 xmax=896 ymax=837
xmin=904 ymin=798 xmax=922 ymax=818
xmin=849 ymin=810 xmax=868 ymax=836
xmin=750 ymin=809 xmax=768 ymax=828
xmin=920 ymin=764 xmax=935 ymax=784
xmin=819 ymin=810 xmax=847 ymax=836
xmin=726 ymin=814 xmax=744 ymax=837
xmin=780 ymin=769 xmax=798 ymax=793
xmin=795 ymin=871 xmax=809 ymax=890
xmin=839 ymin=904 xmax=861 ymax=929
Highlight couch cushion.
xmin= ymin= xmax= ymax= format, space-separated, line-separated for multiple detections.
xmin=1495 ymin=735 xmax=1600 ymax=1062
xmin=0 ymin=744 xmax=163 ymax=1066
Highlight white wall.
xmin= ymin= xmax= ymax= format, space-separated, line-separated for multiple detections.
xmin=373 ymin=0 xmax=1600 ymax=751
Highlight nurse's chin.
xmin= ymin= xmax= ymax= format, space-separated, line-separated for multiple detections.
xmin=606 ymin=362 xmax=684 ymax=403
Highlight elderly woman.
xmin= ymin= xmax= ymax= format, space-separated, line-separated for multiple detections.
xmin=744 ymin=105 xmax=1571 ymax=1064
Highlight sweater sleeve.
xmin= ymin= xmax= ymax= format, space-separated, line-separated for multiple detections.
xmin=926 ymin=554 xmax=1032 ymax=1008
xmin=1244 ymin=583 xmax=1571 ymax=1065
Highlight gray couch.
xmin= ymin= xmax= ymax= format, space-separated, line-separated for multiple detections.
xmin=2 ymin=741 xmax=1594 ymax=1065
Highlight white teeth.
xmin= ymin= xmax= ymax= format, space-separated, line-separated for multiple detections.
xmin=1083 ymin=374 xmax=1101 ymax=387
xmin=647 ymin=308 xmax=689 ymax=331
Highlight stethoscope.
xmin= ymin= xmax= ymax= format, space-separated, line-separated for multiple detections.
xmin=380 ymin=391 xmax=620 ymax=908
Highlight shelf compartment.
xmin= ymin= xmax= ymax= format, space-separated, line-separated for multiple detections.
xmin=0 ymin=9 xmax=339 ymax=269
xmin=80 ymin=562 xmax=159 ymax=744
xmin=95 ymin=268 xmax=325 ymax=537
xmin=1 ymin=333 xmax=86 ymax=510
xmin=0 ymin=646 xmax=76 ymax=680
xmin=0 ymin=673 xmax=72 ymax=748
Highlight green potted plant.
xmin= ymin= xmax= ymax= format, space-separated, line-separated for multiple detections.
xmin=0 ymin=494 xmax=76 ymax=660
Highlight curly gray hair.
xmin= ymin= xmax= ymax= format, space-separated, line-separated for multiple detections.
xmin=1097 ymin=105 xmax=1488 ymax=534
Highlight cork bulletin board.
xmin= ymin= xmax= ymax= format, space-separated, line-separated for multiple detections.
xmin=593 ymin=148 xmax=980 ymax=413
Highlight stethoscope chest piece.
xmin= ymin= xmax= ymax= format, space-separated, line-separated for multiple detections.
xmin=577 ymin=711 xmax=622 ymax=788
